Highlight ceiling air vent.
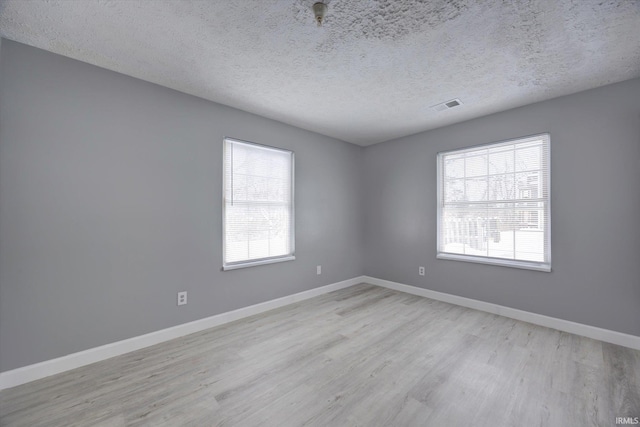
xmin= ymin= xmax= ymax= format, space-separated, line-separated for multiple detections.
xmin=431 ymin=98 xmax=463 ymax=112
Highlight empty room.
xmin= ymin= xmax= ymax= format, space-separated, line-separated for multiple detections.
xmin=0 ymin=1 xmax=639 ymax=426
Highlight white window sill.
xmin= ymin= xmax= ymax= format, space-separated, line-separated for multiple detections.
xmin=437 ymin=252 xmax=551 ymax=272
xmin=223 ymin=255 xmax=295 ymax=271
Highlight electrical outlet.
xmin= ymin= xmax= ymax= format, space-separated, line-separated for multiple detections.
xmin=419 ymin=266 xmax=425 ymax=276
xmin=317 ymin=265 xmax=322 ymax=275
xmin=177 ymin=291 xmax=187 ymax=306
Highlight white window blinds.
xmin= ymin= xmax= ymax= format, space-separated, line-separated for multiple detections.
xmin=223 ymin=138 xmax=294 ymax=270
xmin=437 ymin=134 xmax=551 ymax=271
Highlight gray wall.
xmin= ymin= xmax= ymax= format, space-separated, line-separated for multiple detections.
xmin=363 ymin=78 xmax=640 ymax=336
xmin=0 ymin=40 xmax=364 ymax=372
xmin=1 ymin=38 xmax=639 ymax=374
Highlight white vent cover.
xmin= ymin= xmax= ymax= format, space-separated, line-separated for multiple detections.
xmin=431 ymin=98 xmax=463 ymax=112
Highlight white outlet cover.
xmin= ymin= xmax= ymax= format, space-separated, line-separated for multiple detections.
xmin=177 ymin=291 xmax=187 ymax=306
xmin=317 ymin=265 xmax=322 ymax=275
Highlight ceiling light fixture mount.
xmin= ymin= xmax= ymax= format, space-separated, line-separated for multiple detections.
xmin=312 ymin=2 xmax=328 ymax=27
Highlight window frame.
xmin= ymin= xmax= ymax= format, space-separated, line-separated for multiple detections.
xmin=222 ymin=137 xmax=295 ymax=271
xmin=436 ymin=133 xmax=551 ymax=272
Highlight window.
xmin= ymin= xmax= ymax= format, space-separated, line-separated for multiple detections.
xmin=223 ymin=138 xmax=294 ymax=270
xmin=437 ymin=133 xmax=550 ymax=271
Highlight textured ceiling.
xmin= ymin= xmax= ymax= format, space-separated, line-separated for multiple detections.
xmin=0 ymin=0 xmax=639 ymax=146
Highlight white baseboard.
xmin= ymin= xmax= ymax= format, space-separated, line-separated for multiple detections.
xmin=364 ymin=276 xmax=640 ymax=351
xmin=0 ymin=276 xmax=366 ymax=391
xmin=4 ymin=274 xmax=638 ymax=390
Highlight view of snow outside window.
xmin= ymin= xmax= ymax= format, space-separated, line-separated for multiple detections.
xmin=439 ymin=135 xmax=549 ymax=264
xmin=224 ymin=139 xmax=293 ymax=265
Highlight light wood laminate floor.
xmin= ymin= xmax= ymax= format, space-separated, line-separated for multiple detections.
xmin=1 ymin=283 xmax=639 ymax=426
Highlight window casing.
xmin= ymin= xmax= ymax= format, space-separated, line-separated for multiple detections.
xmin=223 ymin=138 xmax=294 ymax=270
xmin=437 ymin=134 xmax=551 ymax=272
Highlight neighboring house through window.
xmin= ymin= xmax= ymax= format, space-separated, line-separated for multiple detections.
xmin=437 ymin=133 xmax=551 ymax=271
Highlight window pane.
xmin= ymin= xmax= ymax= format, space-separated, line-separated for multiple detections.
xmin=488 ymin=147 xmax=514 ymax=174
xmin=445 ymin=156 xmax=465 ymax=179
xmin=515 ymin=172 xmax=540 ymax=199
xmin=465 ymin=177 xmax=487 ymax=201
xmin=444 ymin=178 xmax=465 ymax=202
xmin=465 ymin=151 xmax=488 ymax=177
xmin=488 ymin=174 xmax=515 ymax=201
xmin=441 ymin=208 xmax=489 ymax=257
xmin=515 ymin=144 xmax=541 ymax=172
